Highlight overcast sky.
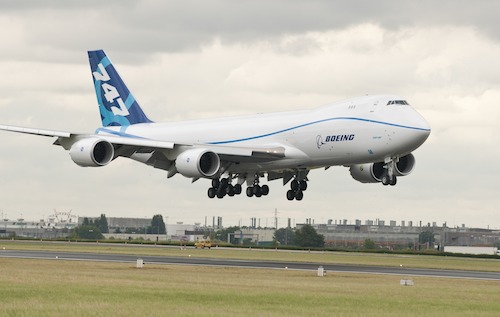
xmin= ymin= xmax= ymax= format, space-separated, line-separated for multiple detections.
xmin=1 ymin=1 xmax=499 ymax=229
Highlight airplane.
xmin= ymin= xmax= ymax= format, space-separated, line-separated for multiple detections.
xmin=0 ymin=50 xmax=431 ymax=201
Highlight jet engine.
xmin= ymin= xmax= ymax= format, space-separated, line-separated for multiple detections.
xmin=349 ymin=154 xmax=415 ymax=183
xmin=69 ymin=138 xmax=114 ymax=167
xmin=176 ymin=148 xmax=220 ymax=178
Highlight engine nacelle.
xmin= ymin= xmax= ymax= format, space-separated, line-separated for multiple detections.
xmin=69 ymin=138 xmax=114 ymax=167
xmin=176 ymin=148 xmax=220 ymax=178
xmin=349 ymin=154 xmax=416 ymax=183
xmin=392 ymin=153 xmax=415 ymax=177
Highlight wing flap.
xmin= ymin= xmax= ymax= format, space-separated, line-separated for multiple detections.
xmin=197 ymin=144 xmax=286 ymax=162
xmin=98 ymin=135 xmax=175 ymax=150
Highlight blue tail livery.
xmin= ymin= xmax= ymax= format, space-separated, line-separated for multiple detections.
xmin=88 ymin=50 xmax=153 ymax=127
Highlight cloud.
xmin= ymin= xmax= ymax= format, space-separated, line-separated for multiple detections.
xmin=2 ymin=1 xmax=500 ymax=59
xmin=0 ymin=1 xmax=500 ymax=228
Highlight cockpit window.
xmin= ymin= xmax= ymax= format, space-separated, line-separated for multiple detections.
xmin=386 ymin=100 xmax=409 ymax=106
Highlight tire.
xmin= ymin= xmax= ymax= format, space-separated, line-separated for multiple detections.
xmin=261 ymin=185 xmax=269 ymax=195
xmin=254 ymin=185 xmax=262 ymax=197
xmin=286 ymin=190 xmax=295 ymax=201
xmin=207 ymin=187 xmax=216 ymax=198
xmin=246 ymin=187 xmax=254 ymax=197
xmin=217 ymin=188 xmax=225 ymax=198
xmin=212 ymin=179 xmax=220 ymax=188
xmin=390 ymin=176 xmax=397 ymax=186
xmin=295 ymin=190 xmax=304 ymax=201
xmin=300 ymin=181 xmax=307 ymax=191
xmin=226 ymin=184 xmax=235 ymax=196
xmin=381 ymin=174 xmax=389 ymax=186
xmin=291 ymin=180 xmax=299 ymax=191
xmin=234 ymin=184 xmax=242 ymax=195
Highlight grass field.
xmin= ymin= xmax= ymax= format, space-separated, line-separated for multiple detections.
xmin=1 ymin=257 xmax=499 ymax=317
xmin=1 ymin=240 xmax=500 ymax=316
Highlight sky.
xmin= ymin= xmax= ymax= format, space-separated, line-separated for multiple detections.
xmin=0 ymin=1 xmax=499 ymax=229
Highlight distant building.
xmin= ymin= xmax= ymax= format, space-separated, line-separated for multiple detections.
xmin=298 ymin=220 xmax=500 ymax=249
xmin=443 ymin=227 xmax=500 ymax=247
xmin=232 ymin=228 xmax=275 ymax=245
xmin=0 ymin=218 xmax=70 ymax=239
xmin=47 ymin=210 xmax=78 ymax=229
xmin=101 ymin=220 xmax=201 ymax=242
xmin=79 ymin=217 xmax=150 ymax=230
xmin=2 ymin=213 xmax=499 ymax=249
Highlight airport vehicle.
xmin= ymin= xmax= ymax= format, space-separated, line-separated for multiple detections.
xmin=194 ymin=240 xmax=212 ymax=249
xmin=0 ymin=50 xmax=431 ymax=200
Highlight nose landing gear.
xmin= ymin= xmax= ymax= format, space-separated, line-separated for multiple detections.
xmin=381 ymin=158 xmax=398 ymax=186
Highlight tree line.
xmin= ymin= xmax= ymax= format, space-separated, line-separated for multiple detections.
xmin=71 ymin=214 xmax=166 ymax=239
xmin=71 ymin=214 xmax=326 ymax=248
xmin=274 ymin=224 xmax=325 ymax=247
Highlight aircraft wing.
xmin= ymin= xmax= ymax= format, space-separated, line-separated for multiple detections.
xmin=0 ymin=124 xmax=71 ymax=138
xmin=0 ymin=124 xmax=175 ymax=151
xmin=0 ymin=124 xmax=285 ymax=162
xmin=92 ymin=134 xmax=285 ymax=162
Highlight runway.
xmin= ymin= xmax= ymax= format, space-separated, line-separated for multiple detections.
xmin=1 ymin=249 xmax=499 ymax=281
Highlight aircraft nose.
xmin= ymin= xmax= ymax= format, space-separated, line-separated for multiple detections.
xmin=412 ymin=115 xmax=431 ymax=146
xmin=418 ymin=114 xmax=431 ymax=134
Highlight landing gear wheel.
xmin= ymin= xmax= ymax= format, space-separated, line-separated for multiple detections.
xmin=216 ymin=191 xmax=225 ymax=199
xmin=212 ymin=179 xmax=220 ymax=188
xmin=227 ymin=184 xmax=235 ymax=196
xmin=381 ymin=174 xmax=390 ymax=186
xmin=286 ymin=190 xmax=295 ymax=201
xmin=291 ymin=180 xmax=299 ymax=191
xmin=220 ymin=178 xmax=229 ymax=187
xmin=246 ymin=187 xmax=254 ymax=197
xmin=261 ymin=185 xmax=269 ymax=195
xmin=234 ymin=184 xmax=242 ymax=195
xmin=295 ymin=190 xmax=304 ymax=201
xmin=253 ymin=185 xmax=262 ymax=197
xmin=299 ymin=181 xmax=307 ymax=191
xmin=208 ymin=187 xmax=216 ymax=198
xmin=390 ymin=176 xmax=397 ymax=186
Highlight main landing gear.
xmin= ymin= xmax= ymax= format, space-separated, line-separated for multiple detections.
xmin=207 ymin=178 xmax=242 ymax=199
xmin=207 ymin=173 xmax=309 ymax=200
xmin=207 ymin=176 xmax=270 ymax=199
xmin=246 ymin=183 xmax=269 ymax=198
xmin=286 ymin=179 xmax=308 ymax=201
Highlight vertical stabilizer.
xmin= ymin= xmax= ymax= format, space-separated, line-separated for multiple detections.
xmin=88 ymin=50 xmax=153 ymax=127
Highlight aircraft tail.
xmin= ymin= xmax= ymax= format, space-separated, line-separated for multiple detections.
xmin=88 ymin=50 xmax=153 ymax=127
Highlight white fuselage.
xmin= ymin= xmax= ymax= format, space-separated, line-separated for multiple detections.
xmin=98 ymin=95 xmax=430 ymax=173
